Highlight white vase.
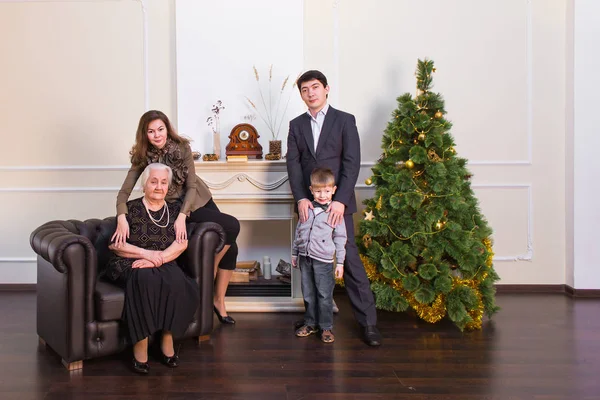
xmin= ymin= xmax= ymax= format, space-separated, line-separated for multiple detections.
xmin=213 ymin=131 xmax=221 ymax=158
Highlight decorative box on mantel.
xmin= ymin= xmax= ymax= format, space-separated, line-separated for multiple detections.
xmin=195 ymin=159 xmax=303 ymax=312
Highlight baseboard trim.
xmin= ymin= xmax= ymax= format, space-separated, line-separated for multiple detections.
xmin=565 ymin=286 xmax=600 ymax=298
xmin=0 ymin=284 xmax=36 ymax=291
xmin=495 ymin=284 xmax=566 ymax=294
xmin=496 ymin=284 xmax=600 ymax=298
xmin=1 ymin=283 xmax=600 ymax=297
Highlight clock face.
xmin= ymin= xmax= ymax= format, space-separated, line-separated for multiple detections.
xmin=239 ymin=130 xmax=250 ymax=141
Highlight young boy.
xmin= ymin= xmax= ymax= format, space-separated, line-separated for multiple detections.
xmin=292 ymin=167 xmax=346 ymax=343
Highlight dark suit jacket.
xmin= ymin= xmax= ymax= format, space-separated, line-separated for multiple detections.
xmin=286 ymin=106 xmax=361 ymax=214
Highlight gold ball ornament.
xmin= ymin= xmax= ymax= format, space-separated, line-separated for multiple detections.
xmin=435 ymin=221 xmax=444 ymax=230
xmin=413 ymin=139 xmax=418 ymax=144
xmin=432 ymin=67 xmax=437 ymax=72
xmin=362 ymin=234 xmax=373 ymax=248
xmin=435 ymin=111 xmax=443 ymax=119
xmin=405 ymin=160 xmax=415 ymax=169
xmin=418 ymin=133 xmax=426 ymax=141
xmin=365 ymin=177 xmax=373 ymax=185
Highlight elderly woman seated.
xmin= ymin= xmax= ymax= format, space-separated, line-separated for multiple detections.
xmin=105 ymin=162 xmax=199 ymax=375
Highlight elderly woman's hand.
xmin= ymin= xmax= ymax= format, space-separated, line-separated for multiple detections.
xmin=174 ymin=213 xmax=187 ymax=243
xmin=111 ymin=214 xmax=129 ymax=247
xmin=132 ymin=259 xmax=155 ymax=269
xmin=143 ymin=250 xmax=164 ymax=267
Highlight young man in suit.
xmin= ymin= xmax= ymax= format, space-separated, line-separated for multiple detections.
xmin=286 ymin=70 xmax=382 ymax=346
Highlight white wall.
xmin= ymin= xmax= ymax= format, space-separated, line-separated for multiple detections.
xmin=0 ymin=0 xmax=572 ymax=286
xmin=311 ymin=0 xmax=567 ymax=285
xmin=572 ymin=0 xmax=600 ymax=289
xmin=175 ymin=0 xmax=305 ymax=155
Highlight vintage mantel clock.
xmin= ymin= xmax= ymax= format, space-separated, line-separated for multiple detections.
xmin=225 ymin=123 xmax=263 ymax=159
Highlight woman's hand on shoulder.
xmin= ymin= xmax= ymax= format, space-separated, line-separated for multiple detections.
xmin=174 ymin=212 xmax=188 ymax=243
xmin=111 ymin=214 xmax=129 ymax=247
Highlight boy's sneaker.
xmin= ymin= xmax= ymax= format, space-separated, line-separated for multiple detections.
xmin=320 ymin=330 xmax=335 ymax=343
xmin=295 ymin=325 xmax=318 ymax=337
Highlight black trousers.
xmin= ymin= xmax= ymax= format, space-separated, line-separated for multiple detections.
xmin=342 ymin=213 xmax=377 ymax=327
xmin=188 ymin=198 xmax=240 ymax=271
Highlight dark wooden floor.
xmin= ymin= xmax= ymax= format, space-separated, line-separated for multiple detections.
xmin=1 ymin=291 xmax=599 ymax=400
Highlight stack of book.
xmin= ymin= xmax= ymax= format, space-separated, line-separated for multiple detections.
xmin=229 ymin=260 xmax=261 ymax=283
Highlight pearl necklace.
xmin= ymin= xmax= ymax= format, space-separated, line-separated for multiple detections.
xmin=142 ymin=198 xmax=170 ymax=228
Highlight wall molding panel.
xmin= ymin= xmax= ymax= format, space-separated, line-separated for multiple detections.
xmin=355 ymin=183 xmax=533 ymax=263
xmin=0 ymin=257 xmax=35 ymax=263
xmin=0 ymin=0 xmax=149 ymax=110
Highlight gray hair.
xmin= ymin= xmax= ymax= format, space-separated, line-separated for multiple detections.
xmin=140 ymin=163 xmax=173 ymax=187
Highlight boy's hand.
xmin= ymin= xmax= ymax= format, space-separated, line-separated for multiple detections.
xmin=291 ymin=256 xmax=298 ymax=268
xmin=335 ymin=264 xmax=344 ymax=279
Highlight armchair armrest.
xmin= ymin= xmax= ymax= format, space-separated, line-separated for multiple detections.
xmin=30 ymin=220 xmax=99 ymax=363
xmin=30 ymin=220 xmax=97 ymax=275
xmin=183 ymin=221 xmax=226 ymax=279
xmin=181 ymin=221 xmax=226 ymax=339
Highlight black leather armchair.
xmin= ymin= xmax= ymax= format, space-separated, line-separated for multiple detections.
xmin=30 ymin=217 xmax=225 ymax=370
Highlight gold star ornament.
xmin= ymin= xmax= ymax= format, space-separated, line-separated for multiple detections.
xmin=364 ymin=210 xmax=375 ymax=221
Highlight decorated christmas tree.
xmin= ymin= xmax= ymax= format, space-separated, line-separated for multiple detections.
xmin=358 ymin=59 xmax=499 ymax=330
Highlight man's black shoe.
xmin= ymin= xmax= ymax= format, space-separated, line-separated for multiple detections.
xmin=363 ymin=325 xmax=382 ymax=347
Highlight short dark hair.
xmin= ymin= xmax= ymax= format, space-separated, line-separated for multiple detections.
xmin=296 ymin=70 xmax=328 ymax=93
xmin=310 ymin=167 xmax=336 ymax=187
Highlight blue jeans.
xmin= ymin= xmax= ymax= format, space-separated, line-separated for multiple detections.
xmin=299 ymin=256 xmax=335 ymax=331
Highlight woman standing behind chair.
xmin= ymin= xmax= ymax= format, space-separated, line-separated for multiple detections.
xmin=112 ymin=110 xmax=239 ymax=325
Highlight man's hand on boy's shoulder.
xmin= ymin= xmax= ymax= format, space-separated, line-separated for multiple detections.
xmin=327 ymin=201 xmax=345 ymax=226
xmin=298 ymin=199 xmax=314 ymax=223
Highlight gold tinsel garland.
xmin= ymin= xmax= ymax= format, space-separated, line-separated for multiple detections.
xmin=457 ymin=237 xmax=494 ymax=330
xmin=358 ymin=236 xmax=495 ymax=329
xmin=452 ymin=276 xmax=484 ymax=330
xmin=361 ymin=254 xmax=380 ymax=281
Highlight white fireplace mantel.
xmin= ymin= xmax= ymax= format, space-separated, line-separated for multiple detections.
xmin=195 ymin=159 xmax=304 ymax=311
xmin=197 ymin=159 xmax=294 ymax=220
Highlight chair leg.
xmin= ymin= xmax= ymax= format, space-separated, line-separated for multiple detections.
xmin=196 ymin=335 xmax=210 ymax=343
xmin=61 ymin=359 xmax=83 ymax=371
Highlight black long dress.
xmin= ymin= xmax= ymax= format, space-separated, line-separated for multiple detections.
xmin=105 ymin=198 xmax=199 ymax=344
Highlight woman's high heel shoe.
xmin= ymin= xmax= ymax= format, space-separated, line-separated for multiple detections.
xmin=214 ymin=306 xmax=236 ymax=324
xmin=131 ymin=358 xmax=150 ymax=375
xmin=160 ymin=352 xmax=179 ymax=368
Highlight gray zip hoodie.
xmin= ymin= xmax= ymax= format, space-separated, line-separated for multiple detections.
xmin=292 ymin=206 xmax=347 ymax=265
